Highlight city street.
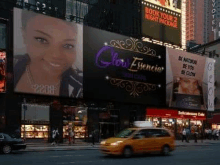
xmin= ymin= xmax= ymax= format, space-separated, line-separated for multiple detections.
xmin=1 ymin=145 xmax=220 ymax=165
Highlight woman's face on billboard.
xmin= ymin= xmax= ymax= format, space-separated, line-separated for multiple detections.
xmin=22 ymin=15 xmax=77 ymax=76
xmin=179 ymin=78 xmax=199 ymax=94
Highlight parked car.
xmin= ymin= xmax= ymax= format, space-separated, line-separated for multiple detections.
xmin=0 ymin=133 xmax=26 ymax=154
xmin=100 ymin=126 xmax=175 ymax=158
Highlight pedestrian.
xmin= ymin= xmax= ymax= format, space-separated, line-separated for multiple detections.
xmin=205 ymin=128 xmax=208 ymax=139
xmin=216 ymin=129 xmax=219 ymax=140
xmin=91 ymin=130 xmax=95 ymax=146
xmin=212 ymin=129 xmax=216 ymax=140
xmin=208 ymin=128 xmax=212 ymax=140
xmin=194 ymin=126 xmax=198 ymax=143
xmin=182 ymin=128 xmax=187 ymax=142
xmin=51 ymin=128 xmax=56 ymax=145
xmin=69 ymin=130 xmax=74 ymax=145
xmin=200 ymin=129 xmax=204 ymax=143
xmin=54 ymin=128 xmax=59 ymax=145
xmin=186 ymin=127 xmax=190 ymax=143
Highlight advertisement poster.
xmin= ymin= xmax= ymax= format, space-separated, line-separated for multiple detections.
xmin=13 ymin=8 xmax=83 ymax=98
xmin=166 ymin=48 xmax=215 ymax=110
xmin=0 ymin=51 xmax=6 ymax=93
xmin=83 ymin=25 xmax=166 ymax=105
xmin=142 ymin=0 xmax=181 ymax=45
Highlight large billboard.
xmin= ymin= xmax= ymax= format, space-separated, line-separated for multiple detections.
xmin=83 ymin=26 xmax=166 ymax=105
xmin=142 ymin=0 xmax=181 ymax=45
xmin=166 ymin=48 xmax=215 ymax=110
xmin=0 ymin=51 xmax=6 ymax=93
xmin=13 ymin=8 xmax=83 ymax=98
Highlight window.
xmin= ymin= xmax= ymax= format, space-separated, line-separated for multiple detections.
xmin=0 ymin=134 xmax=4 ymax=139
xmin=147 ymin=129 xmax=171 ymax=137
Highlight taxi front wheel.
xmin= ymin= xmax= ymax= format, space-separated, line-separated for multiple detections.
xmin=123 ymin=146 xmax=133 ymax=158
xmin=161 ymin=145 xmax=170 ymax=156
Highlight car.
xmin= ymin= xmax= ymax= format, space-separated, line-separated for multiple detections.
xmin=100 ymin=125 xmax=175 ymax=158
xmin=0 ymin=133 xmax=26 ymax=154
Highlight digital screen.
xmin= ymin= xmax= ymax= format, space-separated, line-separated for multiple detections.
xmin=142 ymin=0 xmax=181 ymax=45
xmin=83 ymin=25 xmax=166 ymax=105
xmin=13 ymin=8 xmax=83 ymax=98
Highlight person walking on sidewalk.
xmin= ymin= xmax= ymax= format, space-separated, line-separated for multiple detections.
xmin=193 ymin=126 xmax=198 ymax=143
xmin=182 ymin=128 xmax=187 ymax=142
xmin=91 ymin=130 xmax=95 ymax=147
xmin=51 ymin=128 xmax=57 ymax=145
xmin=53 ymin=128 xmax=59 ymax=145
xmin=69 ymin=130 xmax=74 ymax=145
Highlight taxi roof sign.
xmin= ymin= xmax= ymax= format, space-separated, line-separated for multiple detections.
xmin=134 ymin=121 xmax=154 ymax=128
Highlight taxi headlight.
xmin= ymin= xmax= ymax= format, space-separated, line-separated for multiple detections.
xmin=110 ymin=141 xmax=123 ymax=146
xmin=100 ymin=140 xmax=106 ymax=145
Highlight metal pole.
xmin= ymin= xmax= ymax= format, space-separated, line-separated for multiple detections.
xmin=23 ymin=98 xmax=26 ymax=142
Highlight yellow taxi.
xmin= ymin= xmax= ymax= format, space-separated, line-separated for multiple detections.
xmin=100 ymin=122 xmax=175 ymax=157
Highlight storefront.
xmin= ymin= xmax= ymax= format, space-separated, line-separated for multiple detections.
xmin=208 ymin=113 xmax=220 ymax=130
xmin=21 ymin=104 xmax=50 ymax=141
xmin=146 ymin=108 xmax=206 ymax=139
xmin=63 ymin=106 xmax=88 ymax=142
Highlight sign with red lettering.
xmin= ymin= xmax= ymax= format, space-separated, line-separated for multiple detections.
xmin=142 ymin=1 xmax=181 ymax=46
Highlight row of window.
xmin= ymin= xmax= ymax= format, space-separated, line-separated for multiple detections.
xmin=135 ymin=129 xmax=171 ymax=139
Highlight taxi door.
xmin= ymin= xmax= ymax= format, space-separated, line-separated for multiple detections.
xmin=131 ymin=130 xmax=147 ymax=154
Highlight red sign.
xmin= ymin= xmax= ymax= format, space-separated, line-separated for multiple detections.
xmin=145 ymin=7 xmax=178 ymax=29
xmin=146 ymin=108 xmax=206 ymax=120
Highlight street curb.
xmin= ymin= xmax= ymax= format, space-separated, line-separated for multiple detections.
xmin=21 ymin=144 xmax=220 ymax=152
xmin=22 ymin=148 xmax=100 ymax=152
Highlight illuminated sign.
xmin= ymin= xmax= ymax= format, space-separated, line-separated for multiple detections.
xmin=212 ymin=0 xmax=220 ymax=39
xmin=144 ymin=7 xmax=178 ymax=29
xmin=142 ymin=1 xmax=181 ymax=46
xmin=178 ymin=111 xmax=205 ymax=117
xmin=83 ymin=26 xmax=166 ymax=105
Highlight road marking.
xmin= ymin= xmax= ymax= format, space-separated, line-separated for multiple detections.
xmin=75 ymin=155 xmax=83 ymax=156
xmin=51 ymin=156 xmax=61 ymax=157
xmin=64 ymin=155 xmax=72 ymax=157
xmin=70 ymin=162 xmax=75 ymax=164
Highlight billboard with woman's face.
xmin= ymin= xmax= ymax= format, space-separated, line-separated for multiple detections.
xmin=166 ymin=48 xmax=215 ymax=110
xmin=13 ymin=8 xmax=83 ymax=98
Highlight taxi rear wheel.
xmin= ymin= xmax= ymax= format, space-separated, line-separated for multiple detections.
xmin=161 ymin=145 xmax=170 ymax=156
xmin=123 ymin=146 xmax=133 ymax=158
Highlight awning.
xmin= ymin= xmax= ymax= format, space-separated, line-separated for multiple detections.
xmin=146 ymin=108 xmax=206 ymax=120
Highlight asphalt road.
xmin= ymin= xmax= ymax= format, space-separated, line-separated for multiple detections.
xmin=1 ymin=145 xmax=220 ymax=165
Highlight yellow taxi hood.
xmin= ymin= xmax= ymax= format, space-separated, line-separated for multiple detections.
xmin=105 ymin=137 xmax=126 ymax=143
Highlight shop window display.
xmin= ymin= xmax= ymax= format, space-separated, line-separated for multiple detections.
xmin=176 ymin=119 xmax=190 ymax=138
xmin=21 ymin=125 xmax=48 ymax=138
xmin=146 ymin=117 xmax=161 ymax=127
xmin=162 ymin=118 xmax=175 ymax=134
xmin=212 ymin=124 xmax=220 ymax=130
xmin=63 ymin=106 xmax=87 ymax=140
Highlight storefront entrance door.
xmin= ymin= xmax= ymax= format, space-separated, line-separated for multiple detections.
xmin=99 ymin=122 xmax=119 ymax=140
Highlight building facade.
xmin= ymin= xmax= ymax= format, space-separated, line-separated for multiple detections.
xmin=186 ymin=0 xmax=220 ymax=46
xmin=0 ymin=0 xmax=214 ymax=144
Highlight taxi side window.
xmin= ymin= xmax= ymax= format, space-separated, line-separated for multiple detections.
xmin=148 ymin=129 xmax=171 ymax=137
xmin=0 ymin=134 xmax=4 ymax=139
xmin=138 ymin=129 xmax=152 ymax=138
xmin=161 ymin=129 xmax=171 ymax=137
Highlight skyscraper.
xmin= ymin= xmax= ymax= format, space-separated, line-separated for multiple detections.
xmin=186 ymin=0 xmax=220 ymax=46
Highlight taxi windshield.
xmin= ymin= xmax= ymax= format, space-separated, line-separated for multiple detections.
xmin=115 ymin=129 xmax=136 ymax=138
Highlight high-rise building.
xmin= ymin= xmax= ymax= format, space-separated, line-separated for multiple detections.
xmin=185 ymin=0 xmax=205 ymax=45
xmin=186 ymin=0 xmax=220 ymax=46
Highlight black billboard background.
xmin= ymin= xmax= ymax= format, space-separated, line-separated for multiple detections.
xmin=83 ymin=25 xmax=166 ymax=105
xmin=142 ymin=2 xmax=181 ymax=46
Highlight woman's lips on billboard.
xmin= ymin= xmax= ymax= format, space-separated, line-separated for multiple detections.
xmin=48 ymin=62 xmax=61 ymax=67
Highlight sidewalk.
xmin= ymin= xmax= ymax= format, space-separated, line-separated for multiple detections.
xmin=23 ymin=140 xmax=220 ymax=152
